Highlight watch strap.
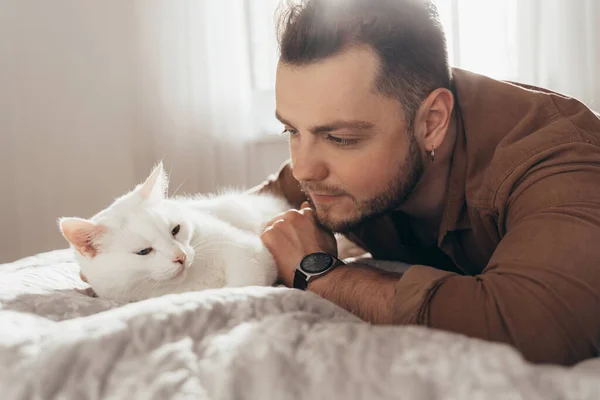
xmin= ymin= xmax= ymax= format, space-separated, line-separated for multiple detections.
xmin=293 ymin=253 xmax=345 ymax=291
xmin=293 ymin=269 xmax=309 ymax=290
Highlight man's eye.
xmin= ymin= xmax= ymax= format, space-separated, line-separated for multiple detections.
xmin=136 ymin=247 xmax=153 ymax=256
xmin=326 ymin=135 xmax=359 ymax=146
xmin=281 ymin=127 xmax=298 ymax=136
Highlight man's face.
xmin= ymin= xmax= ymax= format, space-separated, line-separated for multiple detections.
xmin=275 ymin=46 xmax=424 ymax=233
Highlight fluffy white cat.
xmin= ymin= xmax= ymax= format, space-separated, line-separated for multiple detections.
xmin=59 ymin=162 xmax=292 ymax=302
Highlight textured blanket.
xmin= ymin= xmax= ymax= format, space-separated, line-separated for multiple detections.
xmin=0 ymin=250 xmax=599 ymax=400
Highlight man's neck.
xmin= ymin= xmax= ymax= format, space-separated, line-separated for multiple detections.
xmin=396 ymin=113 xmax=458 ymax=242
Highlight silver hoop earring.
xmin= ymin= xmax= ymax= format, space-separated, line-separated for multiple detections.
xmin=430 ymin=149 xmax=435 ymax=163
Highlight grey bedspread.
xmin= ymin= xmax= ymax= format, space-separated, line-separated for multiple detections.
xmin=0 ymin=250 xmax=599 ymax=400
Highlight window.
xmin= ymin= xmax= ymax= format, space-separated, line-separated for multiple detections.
xmin=245 ymin=0 xmax=572 ymax=136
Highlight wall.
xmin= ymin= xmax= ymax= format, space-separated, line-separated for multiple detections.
xmin=0 ymin=1 xmax=289 ymax=263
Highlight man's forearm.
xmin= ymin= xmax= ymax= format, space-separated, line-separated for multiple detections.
xmin=308 ymin=264 xmax=401 ymax=324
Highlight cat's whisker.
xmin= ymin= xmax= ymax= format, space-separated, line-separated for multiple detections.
xmin=171 ymin=179 xmax=187 ymax=198
xmin=199 ymin=242 xmax=253 ymax=252
xmin=190 ymin=236 xmax=229 ymax=246
xmin=132 ymin=279 xmax=151 ymax=293
xmin=150 ymin=280 xmax=164 ymax=297
xmin=192 ymin=243 xmax=237 ymax=252
xmin=167 ymin=164 xmax=173 ymax=195
xmin=190 ymin=239 xmax=216 ymax=250
xmin=197 ymin=246 xmax=248 ymax=255
xmin=193 ymin=246 xmax=247 ymax=256
xmin=129 ymin=276 xmax=156 ymax=296
xmin=192 ymin=240 xmax=251 ymax=250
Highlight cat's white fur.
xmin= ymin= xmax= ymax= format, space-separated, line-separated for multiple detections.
xmin=59 ymin=162 xmax=291 ymax=302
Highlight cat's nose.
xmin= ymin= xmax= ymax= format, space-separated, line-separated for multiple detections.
xmin=173 ymin=253 xmax=186 ymax=265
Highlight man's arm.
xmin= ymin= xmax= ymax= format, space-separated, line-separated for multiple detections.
xmin=417 ymin=174 xmax=600 ymax=365
xmin=308 ymin=263 xmax=401 ymax=324
xmin=306 ymin=169 xmax=600 ymax=365
xmin=257 ymin=154 xmax=600 ymax=365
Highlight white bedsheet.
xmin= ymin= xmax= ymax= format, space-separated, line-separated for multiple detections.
xmin=0 ymin=249 xmax=599 ymax=400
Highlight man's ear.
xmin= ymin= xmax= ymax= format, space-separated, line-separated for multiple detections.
xmin=414 ymin=88 xmax=454 ymax=152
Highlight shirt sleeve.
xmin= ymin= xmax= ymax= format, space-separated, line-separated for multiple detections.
xmin=246 ymin=160 xmax=307 ymax=208
xmin=391 ymin=168 xmax=600 ymax=365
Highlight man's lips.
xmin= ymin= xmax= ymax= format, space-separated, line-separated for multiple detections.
xmin=310 ymin=192 xmax=345 ymax=203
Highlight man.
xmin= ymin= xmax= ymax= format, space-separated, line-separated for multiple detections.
xmin=252 ymin=0 xmax=600 ymax=365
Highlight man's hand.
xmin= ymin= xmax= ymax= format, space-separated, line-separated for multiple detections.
xmin=261 ymin=201 xmax=401 ymax=325
xmin=261 ymin=201 xmax=337 ymax=287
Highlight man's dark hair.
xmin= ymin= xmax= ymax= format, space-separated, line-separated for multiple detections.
xmin=277 ymin=0 xmax=451 ymax=129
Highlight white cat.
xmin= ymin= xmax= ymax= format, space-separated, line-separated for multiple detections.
xmin=59 ymin=162 xmax=292 ymax=302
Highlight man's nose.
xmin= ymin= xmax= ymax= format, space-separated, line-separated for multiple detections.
xmin=291 ymin=139 xmax=328 ymax=182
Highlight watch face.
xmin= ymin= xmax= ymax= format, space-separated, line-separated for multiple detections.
xmin=301 ymin=252 xmax=333 ymax=273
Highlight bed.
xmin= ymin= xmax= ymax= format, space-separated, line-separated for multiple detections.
xmin=1 ymin=249 xmax=599 ymax=399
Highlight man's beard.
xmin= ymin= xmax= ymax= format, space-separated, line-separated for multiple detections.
xmin=303 ymin=132 xmax=424 ymax=233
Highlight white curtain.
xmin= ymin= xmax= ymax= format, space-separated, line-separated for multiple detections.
xmin=134 ymin=1 xmax=254 ymax=191
xmin=0 ymin=1 xmax=255 ymax=262
xmin=435 ymin=0 xmax=600 ymax=109
xmin=515 ymin=0 xmax=600 ymax=109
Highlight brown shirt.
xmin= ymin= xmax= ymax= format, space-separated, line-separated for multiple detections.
xmin=251 ymin=68 xmax=600 ymax=365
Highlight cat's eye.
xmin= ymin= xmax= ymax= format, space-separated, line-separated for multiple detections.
xmin=136 ymin=247 xmax=153 ymax=256
xmin=171 ymin=224 xmax=181 ymax=236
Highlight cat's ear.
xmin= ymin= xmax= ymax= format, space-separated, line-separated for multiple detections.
xmin=59 ymin=217 xmax=106 ymax=258
xmin=137 ymin=161 xmax=168 ymax=202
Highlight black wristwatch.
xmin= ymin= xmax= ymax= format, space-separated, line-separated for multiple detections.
xmin=293 ymin=251 xmax=345 ymax=290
